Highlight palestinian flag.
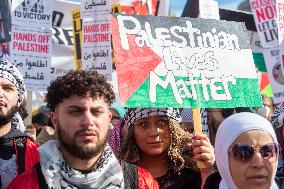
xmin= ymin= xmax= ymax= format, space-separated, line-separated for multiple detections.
xmin=111 ymin=14 xmax=262 ymax=108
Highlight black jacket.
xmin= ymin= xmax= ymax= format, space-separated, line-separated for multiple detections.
xmin=204 ymin=171 xmax=284 ymax=189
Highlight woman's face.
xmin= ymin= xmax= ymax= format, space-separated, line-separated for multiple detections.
xmin=229 ymin=130 xmax=277 ymax=189
xmin=133 ymin=116 xmax=171 ymax=156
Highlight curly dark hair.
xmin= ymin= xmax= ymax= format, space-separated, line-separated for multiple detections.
xmin=46 ymin=70 xmax=115 ymax=111
xmin=120 ymin=118 xmax=196 ymax=172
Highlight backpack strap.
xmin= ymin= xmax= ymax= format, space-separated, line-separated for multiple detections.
xmin=14 ymin=137 xmax=26 ymax=174
xmin=35 ymin=162 xmax=48 ymax=189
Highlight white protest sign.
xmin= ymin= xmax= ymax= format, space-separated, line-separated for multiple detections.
xmin=263 ymin=47 xmax=284 ymax=103
xmin=250 ymin=0 xmax=278 ymax=48
xmin=12 ymin=0 xmax=53 ymax=28
xmin=11 ymin=26 xmax=52 ymax=91
xmin=199 ymin=0 xmax=220 ymax=20
xmin=277 ymin=1 xmax=284 ymax=74
xmin=81 ymin=0 xmax=111 ymax=18
xmin=82 ymin=16 xmax=112 ymax=80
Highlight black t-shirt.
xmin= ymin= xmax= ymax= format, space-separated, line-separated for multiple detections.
xmin=155 ymin=168 xmax=201 ymax=189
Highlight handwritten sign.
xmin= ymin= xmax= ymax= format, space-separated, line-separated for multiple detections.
xmin=11 ymin=26 xmax=51 ymax=91
xmin=12 ymin=0 xmax=53 ymax=28
xmin=111 ymin=0 xmax=158 ymax=15
xmin=111 ymin=14 xmax=262 ymax=108
xmin=82 ymin=17 xmax=112 ymax=80
xmin=263 ymin=47 xmax=284 ymax=103
xmin=249 ymin=0 xmax=278 ymax=48
xmin=81 ymin=0 xmax=110 ymax=18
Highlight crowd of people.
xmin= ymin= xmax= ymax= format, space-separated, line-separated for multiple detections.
xmin=0 ymin=58 xmax=284 ymax=189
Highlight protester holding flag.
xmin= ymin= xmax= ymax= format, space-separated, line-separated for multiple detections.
xmin=121 ymin=108 xmax=215 ymax=189
xmin=204 ymin=112 xmax=281 ymax=189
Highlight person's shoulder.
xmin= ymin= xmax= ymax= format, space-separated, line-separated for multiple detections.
xmin=25 ymin=137 xmax=39 ymax=148
xmin=137 ymin=166 xmax=159 ymax=189
xmin=7 ymin=165 xmax=39 ymax=189
xmin=204 ymin=171 xmax=221 ymax=189
xmin=179 ymin=167 xmax=201 ymax=178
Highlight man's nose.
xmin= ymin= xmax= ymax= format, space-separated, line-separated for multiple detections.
xmin=81 ymin=111 xmax=94 ymax=127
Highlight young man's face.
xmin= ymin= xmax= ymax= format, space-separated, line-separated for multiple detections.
xmin=51 ymin=95 xmax=112 ymax=159
xmin=0 ymin=77 xmax=19 ymax=125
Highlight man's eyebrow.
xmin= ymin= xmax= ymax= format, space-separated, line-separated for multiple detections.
xmin=2 ymin=83 xmax=16 ymax=88
xmin=66 ymin=105 xmax=85 ymax=110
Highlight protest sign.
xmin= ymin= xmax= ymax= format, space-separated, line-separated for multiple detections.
xmin=50 ymin=0 xmax=79 ymax=81
xmin=199 ymin=0 xmax=220 ymax=19
xmin=81 ymin=0 xmax=111 ymax=18
xmin=111 ymin=14 xmax=262 ymax=108
xmin=111 ymin=0 xmax=158 ymax=15
xmin=249 ymin=0 xmax=278 ymax=48
xmin=82 ymin=16 xmax=112 ymax=80
xmin=12 ymin=0 xmax=53 ymax=28
xmin=277 ymin=1 xmax=284 ymax=74
xmin=263 ymin=47 xmax=284 ymax=103
xmin=11 ymin=26 xmax=52 ymax=91
xmin=72 ymin=9 xmax=82 ymax=70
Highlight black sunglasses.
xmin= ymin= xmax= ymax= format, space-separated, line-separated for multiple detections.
xmin=230 ymin=143 xmax=280 ymax=163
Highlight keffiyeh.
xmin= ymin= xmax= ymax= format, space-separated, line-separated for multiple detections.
xmin=0 ymin=59 xmax=25 ymax=105
xmin=215 ymin=112 xmax=278 ymax=189
xmin=39 ymin=140 xmax=124 ymax=189
xmin=125 ymin=108 xmax=181 ymax=127
xmin=181 ymin=108 xmax=193 ymax=123
xmin=271 ymin=102 xmax=284 ymax=129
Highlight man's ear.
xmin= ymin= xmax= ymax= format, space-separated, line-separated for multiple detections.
xmin=108 ymin=109 xmax=112 ymax=121
xmin=50 ymin=111 xmax=58 ymax=130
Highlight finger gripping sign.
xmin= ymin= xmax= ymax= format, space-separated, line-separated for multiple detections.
xmin=111 ymin=14 xmax=262 ymax=108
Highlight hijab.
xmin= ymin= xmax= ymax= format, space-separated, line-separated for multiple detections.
xmin=215 ymin=112 xmax=278 ymax=189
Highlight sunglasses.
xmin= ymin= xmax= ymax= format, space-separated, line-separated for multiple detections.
xmin=229 ymin=143 xmax=280 ymax=163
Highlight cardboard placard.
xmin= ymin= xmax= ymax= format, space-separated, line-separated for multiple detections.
xmin=12 ymin=0 xmax=53 ymax=28
xmin=249 ymin=0 xmax=278 ymax=48
xmin=11 ymin=26 xmax=51 ymax=91
xmin=111 ymin=14 xmax=262 ymax=108
xmin=263 ymin=47 xmax=284 ymax=103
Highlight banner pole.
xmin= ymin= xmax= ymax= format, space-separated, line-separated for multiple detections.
xmin=25 ymin=91 xmax=33 ymax=125
xmin=192 ymin=108 xmax=206 ymax=169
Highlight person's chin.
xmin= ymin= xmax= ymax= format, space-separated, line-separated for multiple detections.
xmin=245 ymin=178 xmax=270 ymax=189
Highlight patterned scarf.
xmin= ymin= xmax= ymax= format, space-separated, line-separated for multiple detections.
xmin=0 ymin=59 xmax=26 ymax=105
xmin=125 ymin=108 xmax=181 ymax=127
xmin=38 ymin=140 xmax=124 ymax=189
xmin=271 ymin=102 xmax=284 ymax=129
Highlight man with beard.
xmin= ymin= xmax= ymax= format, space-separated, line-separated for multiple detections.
xmin=9 ymin=70 xmax=159 ymax=189
xmin=0 ymin=59 xmax=39 ymax=189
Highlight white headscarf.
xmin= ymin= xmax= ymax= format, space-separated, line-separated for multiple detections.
xmin=215 ymin=112 xmax=279 ymax=189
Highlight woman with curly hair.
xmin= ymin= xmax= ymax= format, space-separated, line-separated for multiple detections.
xmin=121 ymin=108 xmax=215 ymax=189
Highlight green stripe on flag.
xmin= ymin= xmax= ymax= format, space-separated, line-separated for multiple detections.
xmin=261 ymin=84 xmax=273 ymax=98
xmin=125 ymin=76 xmax=262 ymax=108
xmin=253 ymin=53 xmax=267 ymax=72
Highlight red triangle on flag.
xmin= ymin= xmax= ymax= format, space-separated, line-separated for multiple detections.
xmin=111 ymin=15 xmax=163 ymax=104
xmin=260 ymin=72 xmax=270 ymax=91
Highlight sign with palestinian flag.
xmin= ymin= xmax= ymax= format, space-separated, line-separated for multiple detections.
xmin=111 ymin=14 xmax=262 ymax=108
